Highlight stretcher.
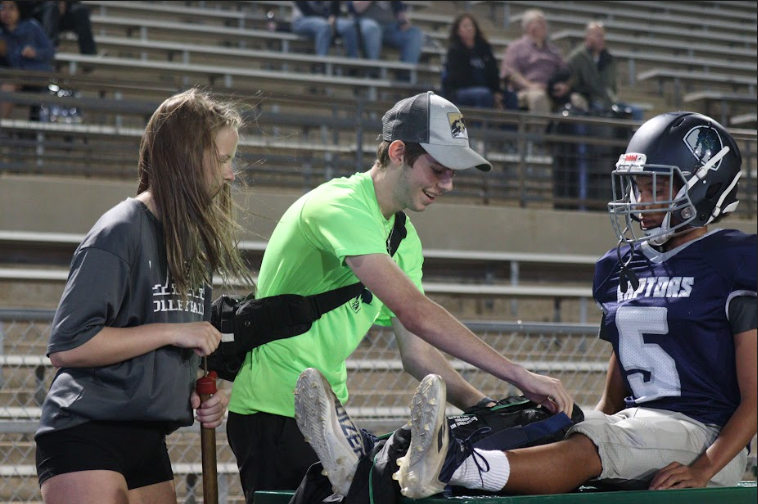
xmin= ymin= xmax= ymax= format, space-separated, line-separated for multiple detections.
xmin=255 ymin=481 xmax=757 ymax=504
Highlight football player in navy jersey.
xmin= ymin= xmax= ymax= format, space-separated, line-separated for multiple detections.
xmin=379 ymin=112 xmax=755 ymax=497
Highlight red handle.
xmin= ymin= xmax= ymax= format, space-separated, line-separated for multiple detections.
xmin=196 ymin=371 xmax=218 ymax=395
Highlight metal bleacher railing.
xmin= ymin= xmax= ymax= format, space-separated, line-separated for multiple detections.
xmin=2 ymin=80 xmax=756 ymax=215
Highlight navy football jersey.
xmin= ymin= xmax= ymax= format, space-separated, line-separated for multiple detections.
xmin=593 ymin=229 xmax=757 ymax=426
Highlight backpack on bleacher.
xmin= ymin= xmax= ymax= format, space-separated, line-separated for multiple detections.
xmin=38 ymin=83 xmax=82 ymax=124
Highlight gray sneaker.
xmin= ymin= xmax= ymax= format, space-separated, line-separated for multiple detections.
xmin=294 ymin=368 xmax=366 ymax=497
xmin=393 ymin=374 xmax=449 ymax=498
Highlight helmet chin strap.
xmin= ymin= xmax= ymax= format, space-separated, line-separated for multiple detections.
xmin=616 ymin=233 xmax=639 ymax=293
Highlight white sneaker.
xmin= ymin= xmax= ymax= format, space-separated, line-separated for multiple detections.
xmin=393 ymin=374 xmax=449 ymax=498
xmin=294 ymin=368 xmax=366 ymax=497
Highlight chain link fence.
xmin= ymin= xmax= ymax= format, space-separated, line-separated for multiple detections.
xmin=1 ymin=310 xmax=755 ymax=502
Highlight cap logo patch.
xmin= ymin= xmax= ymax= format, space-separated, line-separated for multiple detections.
xmin=447 ymin=112 xmax=468 ymax=140
xmin=684 ymin=125 xmax=723 ymax=170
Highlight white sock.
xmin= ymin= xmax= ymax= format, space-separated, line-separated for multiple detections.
xmin=450 ymin=449 xmax=510 ymax=492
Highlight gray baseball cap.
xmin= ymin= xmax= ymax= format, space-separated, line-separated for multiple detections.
xmin=381 ymin=91 xmax=492 ymax=172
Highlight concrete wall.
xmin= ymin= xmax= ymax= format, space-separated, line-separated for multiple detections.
xmin=2 ymin=174 xmax=755 ymax=256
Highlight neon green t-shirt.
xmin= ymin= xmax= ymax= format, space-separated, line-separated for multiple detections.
xmin=229 ymin=172 xmax=424 ymax=417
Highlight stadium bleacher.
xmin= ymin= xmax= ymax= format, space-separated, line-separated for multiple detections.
xmin=1 ymin=1 xmax=756 ymax=502
xmin=683 ymin=90 xmax=758 ymax=126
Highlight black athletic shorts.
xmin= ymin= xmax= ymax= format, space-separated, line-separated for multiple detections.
xmin=35 ymin=420 xmax=173 ymax=490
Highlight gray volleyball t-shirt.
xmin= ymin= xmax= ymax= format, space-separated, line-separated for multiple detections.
xmin=36 ymin=198 xmax=210 ymax=437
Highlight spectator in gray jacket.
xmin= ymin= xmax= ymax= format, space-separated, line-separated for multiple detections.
xmin=567 ymin=21 xmax=643 ymax=120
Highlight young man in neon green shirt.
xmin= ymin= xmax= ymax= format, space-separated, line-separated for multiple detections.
xmin=227 ymin=91 xmax=573 ymax=502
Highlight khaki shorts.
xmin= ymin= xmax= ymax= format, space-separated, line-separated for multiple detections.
xmin=568 ymin=407 xmax=747 ymax=487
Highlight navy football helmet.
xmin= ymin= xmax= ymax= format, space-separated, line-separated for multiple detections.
xmin=609 ymin=112 xmax=742 ymax=247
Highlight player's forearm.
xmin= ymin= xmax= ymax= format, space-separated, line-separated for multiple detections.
xmin=691 ymin=398 xmax=757 ymax=480
xmin=693 ymin=329 xmax=758 ymax=479
xmin=49 ymin=324 xmax=177 ymax=368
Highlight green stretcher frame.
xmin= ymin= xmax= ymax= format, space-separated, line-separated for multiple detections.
xmin=254 ymin=481 xmax=757 ymax=504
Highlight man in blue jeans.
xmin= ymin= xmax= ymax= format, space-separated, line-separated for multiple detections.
xmin=349 ymin=1 xmax=423 ymax=64
xmin=291 ymin=1 xmax=360 ymax=58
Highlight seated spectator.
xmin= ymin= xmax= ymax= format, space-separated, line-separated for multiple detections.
xmin=499 ymin=9 xmax=570 ymax=114
xmin=567 ymin=21 xmax=643 ymax=120
xmin=291 ymin=1 xmax=361 ymax=58
xmin=349 ymin=1 xmax=422 ymax=64
xmin=443 ymin=13 xmax=517 ymax=111
xmin=0 ymin=0 xmax=54 ymax=119
xmin=33 ymin=1 xmax=96 ymax=55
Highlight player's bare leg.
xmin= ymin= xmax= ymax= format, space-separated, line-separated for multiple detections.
xmin=504 ymin=434 xmax=602 ymax=494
